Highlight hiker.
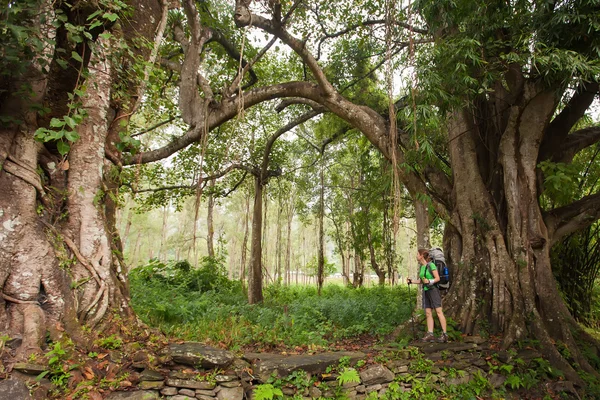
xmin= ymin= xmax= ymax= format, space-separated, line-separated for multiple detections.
xmin=407 ymin=248 xmax=448 ymax=343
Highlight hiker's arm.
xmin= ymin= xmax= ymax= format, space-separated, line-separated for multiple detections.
xmin=428 ymin=269 xmax=441 ymax=285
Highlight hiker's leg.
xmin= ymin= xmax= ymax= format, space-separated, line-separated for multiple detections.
xmin=435 ymin=307 xmax=447 ymax=332
xmin=425 ymin=308 xmax=434 ymax=332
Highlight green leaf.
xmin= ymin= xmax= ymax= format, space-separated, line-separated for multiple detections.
xmin=64 ymin=130 xmax=80 ymax=142
xmin=64 ymin=116 xmax=77 ymax=129
xmin=56 ymin=58 xmax=69 ymax=69
xmin=102 ymin=12 xmax=118 ymax=22
xmin=87 ymin=10 xmax=103 ymax=21
xmin=57 ymin=140 xmax=70 ymax=156
xmin=50 ymin=118 xmax=65 ymax=128
xmin=71 ymin=51 xmax=83 ymax=63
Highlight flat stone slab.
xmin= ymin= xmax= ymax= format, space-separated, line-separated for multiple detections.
xmin=168 ymin=342 xmax=235 ymax=369
xmin=243 ymin=351 xmax=366 ymax=382
xmin=104 ymin=390 xmax=160 ymax=400
xmin=12 ymin=362 xmax=47 ymax=375
xmin=0 ymin=379 xmax=31 ymax=400
xmin=411 ymin=342 xmax=478 ymax=354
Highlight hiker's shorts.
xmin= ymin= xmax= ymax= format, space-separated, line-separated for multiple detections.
xmin=423 ymin=287 xmax=442 ymax=309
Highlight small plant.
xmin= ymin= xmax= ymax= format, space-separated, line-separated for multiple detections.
xmin=94 ymin=334 xmax=122 ymax=349
xmin=410 ymin=354 xmax=434 ymax=373
xmin=504 ymin=374 xmax=524 ymax=390
xmin=37 ymin=341 xmax=76 ymax=393
xmin=337 ymin=367 xmax=360 ymax=386
xmin=440 ymin=349 xmax=452 ymax=360
xmin=253 ymin=383 xmax=284 ymax=400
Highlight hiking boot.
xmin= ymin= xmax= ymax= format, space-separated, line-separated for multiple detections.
xmin=421 ymin=332 xmax=436 ymax=342
xmin=437 ymin=333 xmax=449 ymax=343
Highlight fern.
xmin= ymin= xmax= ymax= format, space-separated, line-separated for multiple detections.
xmin=253 ymin=383 xmax=284 ymax=400
xmin=337 ymin=367 xmax=360 ymax=385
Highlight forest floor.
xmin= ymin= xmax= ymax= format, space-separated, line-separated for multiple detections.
xmin=2 ymin=327 xmax=589 ymax=400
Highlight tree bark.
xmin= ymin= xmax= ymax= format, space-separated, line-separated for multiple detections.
xmin=442 ymin=85 xmax=598 ymax=382
xmin=248 ymin=176 xmax=264 ymax=304
xmin=207 ymin=180 xmax=216 ymax=258
xmin=317 ymin=156 xmax=325 ymax=294
xmin=241 ymin=192 xmax=251 ymax=291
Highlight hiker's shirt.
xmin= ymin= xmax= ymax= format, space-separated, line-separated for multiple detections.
xmin=419 ymin=262 xmax=437 ymax=291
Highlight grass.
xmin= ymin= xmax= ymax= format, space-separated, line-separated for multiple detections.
xmin=129 ymin=262 xmax=415 ymax=351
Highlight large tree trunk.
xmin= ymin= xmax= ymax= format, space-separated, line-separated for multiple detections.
xmin=317 ymin=157 xmax=325 ymax=294
xmin=248 ymin=176 xmax=264 ymax=304
xmin=276 ymin=196 xmax=283 ymax=284
xmin=207 ymin=180 xmax=216 ymax=258
xmin=0 ymin=0 xmax=163 ymax=361
xmin=443 ymin=84 xmax=597 ymax=382
xmin=285 ymin=195 xmax=294 ymax=286
xmin=240 ymin=192 xmax=251 ymax=290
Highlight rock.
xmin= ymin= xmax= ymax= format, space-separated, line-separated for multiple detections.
xmin=359 ymin=365 xmax=395 ymax=386
xmin=282 ymin=386 xmax=297 ymax=396
xmin=489 ymin=373 xmax=506 ymax=389
xmin=196 ymin=388 xmax=217 ymax=396
xmin=166 ymin=378 xmax=215 ymax=390
xmin=216 ymin=386 xmax=244 ymax=400
xmin=549 ymin=381 xmax=578 ymax=397
xmin=161 ymin=387 xmax=178 ymax=396
xmin=365 ymin=383 xmax=382 ymax=393
xmin=496 ymin=350 xmax=511 ymax=363
xmin=138 ymin=381 xmax=164 ymax=390
xmin=463 ymin=336 xmax=487 ymax=344
xmin=178 ymin=388 xmax=196 ymax=397
xmin=215 ymin=374 xmax=237 ymax=383
xmin=220 ymin=380 xmax=242 ymax=388
xmin=308 ymin=386 xmax=322 ymax=398
xmin=104 ymin=390 xmax=160 ymax=400
xmin=243 ymin=351 xmax=365 ymax=383
xmin=342 ymin=380 xmax=360 ymax=389
xmin=169 ymin=342 xmax=235 ymax=369
xmin=446 ymin=375 xmax=471 ymax=385
xmin=139 ymin=369 xmax=164 ymax=381
xmin=169 ymin=370 xmax=198 ymax=379
xmin=12 ymin=363 xmax=47 ymax=375
xmin=415 ymin=342 xmax=478 ymax=354
xmin=0 ymin=379 xmax=32 ymax=400
xmin=170 ymin=396 xmax=195 ymax=400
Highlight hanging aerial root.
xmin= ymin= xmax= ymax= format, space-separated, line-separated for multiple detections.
xmin=1 ymin=292 xmax=39 ymax=305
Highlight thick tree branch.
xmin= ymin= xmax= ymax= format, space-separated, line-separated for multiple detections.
xmin=125 ymin=81 xmax=323 ymax=165
xmin=235 ymin=2 xmax=337 ymax=97
xmin=260 ymin=108 xmax=324 ymax=179
xmin=550 ymin=125 xmax=600 ymax=164
xmin=125 ymin=163 xmax=253 ymax=194
xmin=539 ymin=82 xmax=599 ymax=162
xmin=179 ymin=0 xmax=212 ymax=126
xmin=545 ymin=192 xmax=600 ymax=245
xmin=209 ymin=28 xmax=259 ymax=94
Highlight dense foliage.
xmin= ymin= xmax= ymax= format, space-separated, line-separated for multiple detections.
xmin=130 ymin=259 xmax=415 ymax=350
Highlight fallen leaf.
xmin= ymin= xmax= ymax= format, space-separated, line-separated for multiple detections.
xmin=83 ymin=367 xmax=95 ymax=380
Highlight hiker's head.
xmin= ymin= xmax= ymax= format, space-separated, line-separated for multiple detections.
xmin=417 ymin=248 xmax=430 ymax=264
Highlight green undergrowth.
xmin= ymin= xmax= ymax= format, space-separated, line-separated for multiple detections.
xmin=129 ymin=258 xmax=414 ymax=350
